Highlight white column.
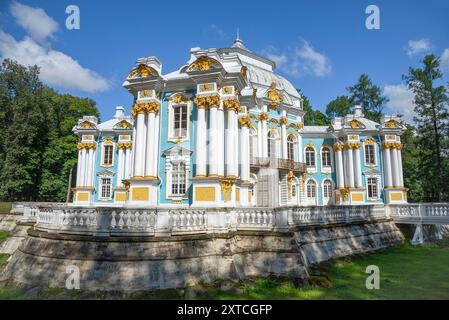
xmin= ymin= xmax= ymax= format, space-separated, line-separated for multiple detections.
xmin=257 ymin=120 xmax=263 ymax=157
xmin=133 ymin=112 xmax=146 ymax=177
xmin=217 ymin=109 xmax=225 ymax=176
xmin=195 ymin=107 xmax=207 ymax=176
xmin=281 ymin=112 xmax=287 ymax=159
xmin=145 ymin=112 xmax=155 ymax=177
xmin=261 ymin=112 xmax=268 ymax=158
xmin=335 ymin=148 xmax=345 ymax=189
xmin=354 ymin=147 xmax=362 ymax=188
xmin=208 ymin=107 xmax=218 ymax=175
xmin=152 ymin=113 xmax=160 ymax=177
xmin=383 ymin=146 xmax=393 ymax=187
xmin=346 ymin=146 xmax=354 ymax=188
xmin=391 ymin=148 xmax=400 ymax=187
xmin=124 ymin=148 xmax=131 ymax=180
xmin=117 ymin=147 xmax=124 ymax=186
xmin=297 ymin=135 xmax=303 ymax=162
xmin=226 ymin=109 xmax=238 ymax=177
xmin=397 ymin=147 xmax=404 ymax=187
xmin=79 ymin=148 xmax=87 ymax=186
xmin=76 ymin=149 xmax=82 ymax=187
xmin=90 ymin=148 xmax=96 ymax=186
xmin=240 ymin=120 xmax=250 ymax=181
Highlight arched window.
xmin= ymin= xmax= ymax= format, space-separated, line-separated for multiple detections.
xmin=305 ymin=147 xmax=315 ymax=167
xmin=321 ymin=147 xmax=332 ymax=167
xmin=268 ymin=130 xmax=277 ymax=158
xmin=287 ymin=135 xmax=296 ymax=161
xmin=306 ymin=180 xmax=316 ymax=198
xmin=364 ymin=144 xmax=376 ymax=166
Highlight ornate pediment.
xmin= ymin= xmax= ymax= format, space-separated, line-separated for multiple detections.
xmin=127 ymin=64 xmax=159 ymax=79
xmin=97 ymin=169 xmax=114 ymax=177
xmin=346 ymin=119 xmax=365 ymax=129
xmin=77 ymin=120 xmax=96 ymax=129
xmin=384 ymin=119 xmax=401 ymax=128
xmin=266 ymin=82 xmax=283 ymax=103
xmin=186 ymin=56 xmax=222 ymax=72
xmin=114 ymin=120 xmax=132 ymax=130
xmin=162 ymin=145 xmax=192 ymax=157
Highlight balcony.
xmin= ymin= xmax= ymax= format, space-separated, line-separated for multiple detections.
xmin=250 ymin=157 xmax=306 ymax=172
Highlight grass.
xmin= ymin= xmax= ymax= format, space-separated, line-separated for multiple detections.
xmin=0 ymin=241 xmax=449 ymax=300
xmin=0 ymin=231 xmax=8 ymax=243
xmin=0 ymin=202 xmax=11 ymax=214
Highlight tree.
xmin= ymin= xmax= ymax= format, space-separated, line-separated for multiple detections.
xmin=298 ymin=89 xmax=329 ymax=125
xmin=403 ymin=54 xmax=449 ymax=201
xmin=325 ymin=95 xmax=351 ymax=118
xmin=347 ymin=74 xmax=388 ymax=122
xmin=0 ymin=59 xmax=99 ymax=201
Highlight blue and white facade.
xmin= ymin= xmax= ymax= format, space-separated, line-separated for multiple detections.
xmin=72 ymin=38 xmax=407 ymax=208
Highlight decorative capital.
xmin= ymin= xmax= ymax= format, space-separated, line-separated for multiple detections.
xmin=172 ymin=93 xmax=188 ymax=104
xmin=194 ymin=94 xmax=220 ymax=109
xmin=117 ymin=142 xmax=132 ymax=150
xmin=223 ymin=98 xmax=241 ymax=112
xmin=382 ymin=142 xmax=402 ymax=150
xmin=239 ymin=116 xmax=252 ymax=127
xmin=258 ymin=113 xmax=268 ymax=121
xmin=279 ymin=117 xmax=288 ymax=125
xmin=130 ymin=101 xmax=160 ymax=116
xmin=339 ymin=188 xmax=350 ymax=201
xmin=333 ymin=143 xmax=345 ymax=152
xmin=220 ymin=178 xmax=235 ymax=202
xmin=346 ymin=142 xmax=360 ymax=150
xmin=77 ymin=142 xmax=96 ymax=150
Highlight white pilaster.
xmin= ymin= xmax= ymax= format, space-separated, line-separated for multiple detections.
xmin=208 ymin=107 xmax=218 ymax=175
xmin=124 ymin=148 xmax=131 ymax=180
xmin=346 ymin=147 xmax=355 ymax=188
xmin=391 ymin=148 xmax=400 ymax=187
xmin=117 ymin=147 xmax=124 ymax=186
xmin=217 ymin=108 xmax=225 ymax=176
xmin=226 ymin=109 xmax=238 ymax=177
xmin=281 ymin=112 xmax=287 ymax=159
xmin=240 ymin=121 xmax=250 ymax=181
xmin=195 ymin=107 xmax=207 ymax=176
xmin=354 ymin=148 xmax=362 ymax=188
xmin=383 ymin=147 xmax=393 ymax=187
xmin=153 ymin=113 xmax=160 ymax=178
xmin=145 ymin=112 xmax=155 ymax=177
xmin=76 ymin=149 xmax=82 ymax=187
xmin=133 ymin=112 xmax=146 ymax=177
xmin=335 ymin=149 xmax=345 ymax=189
xmin=397 ymin=148 xmax=404 ymax=187
xmin=79 ymin=148 xmax=86 ymax=186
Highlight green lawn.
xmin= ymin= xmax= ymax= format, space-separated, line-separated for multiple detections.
xmin=0 ymin=241 xmax=449 ymax=300
xmin=0 ymin=202 xmax=12 ymax=214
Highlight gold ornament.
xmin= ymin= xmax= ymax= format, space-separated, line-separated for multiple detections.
xmin=239 ymin=116 xmax=252 ymax=127
xmin=128 ymin=64 xmax=158 ymax=79
xmin=76 ymin=142 xmax=96 ymax=150
xmin=340 ymin=188 xmax=350 ymax=201
xmin=279 ymin=117 xmax=288 ymax=125
xmin=117 ymin=142 xmax=132 ymax=149
xmin=347 ymin=119 xmax=364 ymax=129
xmin=346 ymin=142 xmax=360 ymax=150
xmin=173 ymin=93 xmax=188 ymax=104
xmin=187 ymin=56 xmax=221 ymax=72
xmin=223 ymin=98 xmax=241 ymax=112
xmin=258 ymin=113 xmax=268 ymax=121
xmin=333 ymin=143 xmax=345 ymax=152
xmin=385 ymin=119 xmax=401 ymax=128
xmin=220 ymin=178 xmax=235 ymax=202
xmin=287 ymin=171 xmax=295 ymax=198
xmin=130 ymin=102 xmax=160 ymax=116
xmin=266 ymin=82 xmax=282 ymax=103
xmin=194 ymin=94 xmax=221 ymax=109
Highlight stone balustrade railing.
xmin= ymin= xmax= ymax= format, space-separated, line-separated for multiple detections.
xmin=30 ymin=204 xmax=390 ymax=237
xmin=17 ymin=202 xmax=66 ymax=222
xmin=389 ymin=203 xmax=449 ymax=224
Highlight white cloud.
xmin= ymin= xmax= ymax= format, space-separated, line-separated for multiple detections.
xmin=383 ymin=84 xmax=416 ymax=123
xmin=260 ymin=39 xmax=331 ymax=78
xmin=407 ymin=39 xmax=431 ymax=56
xmin=0 ymin=31 xmax=110 ymax=93
xmin=441 ymin=48 xmax=449 ymax=72
xmin=10 ymin=1 xmax=58 ymax=43
xmin=0 ymin=2 xmax=109 ymax=93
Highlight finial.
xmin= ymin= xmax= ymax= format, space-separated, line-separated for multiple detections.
xmin=237 ymin=28 xmax=240 ymax=40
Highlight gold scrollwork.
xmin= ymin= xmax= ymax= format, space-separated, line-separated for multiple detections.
xmin=194 ymin=94 xmax=221 ymax=109
xmin=279 ymin=117 xmax=288 ymax=125
xmin=347 ymin=119 xmax=364 ymax=129
xmin=258 ymin=113 xmax=268 ymax=121
xmin=239 ymin=116 xmax=252 ymax=127
xmin=172 ymin=93 xmax=188 ymax=104
xmin=220 ymin=178 xmax=235 ymax=202
xmin=130 ymin=101 xmax=161 ymax=116
xmin=346 ymin=142 xmax=361 ymax=150
xmin=77 ymin=142 xmax=96 ymax=150
xmin=128 ymin=64 xmax=158 ymax=79
xmin=187 ymin=56 xmax=222 ymax=72
xmin=339 ymin=188 xmax=350 ymax=201
xmin=223 ymin=98 xmax=241 ymax=112
xmin=287 ymin=171 xmax=295 ymax=198
xmin=385 ymin=119 xmax=401 ymax=128
xmin=117 ymin=142 xmax=132 ymax=149
xmin=333 ymin=143 xmax=345 ymax=152
xmin=382 ymin=142 xmax=402 ymax=150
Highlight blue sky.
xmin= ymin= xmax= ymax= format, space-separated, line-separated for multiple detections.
xmin=1 ymin=0 xmax=448 ymax=123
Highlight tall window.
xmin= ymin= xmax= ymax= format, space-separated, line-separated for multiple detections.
xmin=249 ymin=128 xmax=257 ymax=159
xmin=367 ymin=177 xmax=378 ymax=199
xmin=173 ymin=105 xmax=188 ymax=138
xmin=287 ymin=135 xmax=295 ymax=161
xmin=268 ymin=130 xmax=277 ymax=158
xmin=323 ymin=180 xmax=333 ymax=198
xmin=305 ymin=147 xmax=315 ymax=167
xmin=321 ymin=147 xmax=331 ymax=167
xmin=307 ymin=180 xmax=316 ymax=198
xmin=171 ymin=162 xmax=186 ymax=196
xmin=364 ymin=144 xmax=376 ymax=166
xmin=100 ymin=177 xmax=111 ymax=199
xmin=103 ymin=144 xmax=113 ymax=166
xmin=291 ymin=183 xmax=297 ymax=198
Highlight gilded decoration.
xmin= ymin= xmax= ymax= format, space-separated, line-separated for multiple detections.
xmin=346 ymin=142 xmax=361 ymax=150
xmin=194 ymin=94 xmax=220 ymax=109
xmin=220 ymin=178 xmax=235 ymax=202
xmin=385 ymin=119 xmax=401 ymax=128
xmin=339 ymin=188 xmax=350 ymax=201
xmin=287 ymin=171 xmax=295 ymax=198
xmin=364 ymin=137 xmax=376 ymax=145
xmin=266 ymin=82 xmax=283 ymax=103
xmin=116 ymin=120 xmax=131 ymax=129
xmin=77 ymin=142 xmax=96 ymax=150
xmin=79 ymin=121 xmax=95 ymax=129
xmin=347 ymin=119 xmax=364 ymax=129
xmin=117 ymin=142 xmax=132 ymax=149
xmin=187 ymin=56 xmax=221 ymax=72
xmin=128 ymin=64 xmax=158 ymax=79
xmin=240 ymin=66 xmax=247 ymax=78
xmin=382 ymin=142 xmax=402 ymax=150
xmin=199 ymin=83 xmax=213 ymax=92
xmin=306 ymin=141 xmax=314 ymax=148
xmin=333 ymin=143 xmax=345 ymax=152
xmin=223 ymin=86 xmax=232 ymax=94
xmin=279 ymin=117 xmax=288 ymax=125
xmin=130 ymin=101 xmax=160 ymax=116
xmin=140 ymin=89 xmax=152 ymax=98
xmin=239 ymin=116 xmax=252 ymax=127
xmin=269 ymin=118 xmax=279 ymax=124
xmin=258 ymin=113 xmax=268 ymax=121
xmin=172 ymin=93 xmax=188 ymax=104
xmin=223 ymin=98 xmax=241 ymax=112
xmin=252 ymin=88 xmax=257 ymax=100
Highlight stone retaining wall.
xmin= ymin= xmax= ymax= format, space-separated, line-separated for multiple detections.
xmin=1 ymin=219 xmax=404 ymax=292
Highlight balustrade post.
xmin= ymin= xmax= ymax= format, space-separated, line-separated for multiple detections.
xmin=156 ymin=209 xmax=171 ymax=237
xmin=275 ymin=208 xmax=288 ymax=232
xmin=94 ymin=208 xmax=111 ymax=237
xmin=345 ymin=206 xmax=350 ymax=223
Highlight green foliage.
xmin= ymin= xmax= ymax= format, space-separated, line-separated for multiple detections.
xmin=347 ymin=74 xmax=388 ymax=122
xmin=0 ymin=202 xmax=12 ymax=214
xmin=403 ymin=54 xmax=449 ymax=202
xmin=325 ymin=95 xmax=351 ymax=118
xmin=0 ymin=59 xmax=99 ymax=201
xmin=298 ymin=89 xmax=329 ymax=125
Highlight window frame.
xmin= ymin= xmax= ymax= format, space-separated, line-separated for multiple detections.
xmin=170 ymin=161 xmax=187 ymax=197
xmin=101 ymin=140 xmax=115 ymax=167
xmin=99 ymin=176 xmax=112 ymax=200
xmin=267 ymin=129 xmax=279 ymax=159
xmin=287 ymin=134 xmax=296 ymax=161
xmin=305 ymin=146 xmax=316 ymax=170
xmin=322 ymin=179 xmax=333 ymax=205
xmin=363 ymin=142 xmax=377 ymax=167
xmin=320 ymin=146 xmax=333 ymax=172
xmin=366 ymin=176 xmax=380 ymax=200
xmin=168 ymin=95 xmax=191 ymax=143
